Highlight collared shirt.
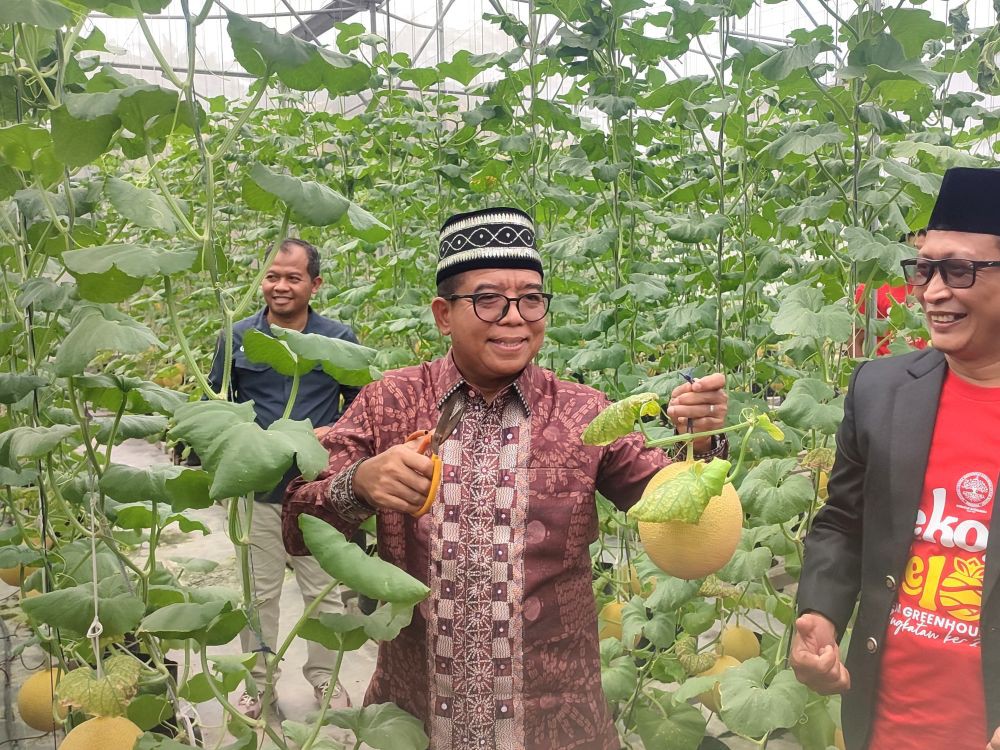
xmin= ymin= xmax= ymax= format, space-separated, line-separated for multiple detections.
xmin=208 ymin=306 xmax=361 ymax=502
xmin=284 ymin=352 xmax=670 ymax=750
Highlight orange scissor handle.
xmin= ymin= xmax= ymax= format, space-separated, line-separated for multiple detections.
xmin=404 ymin=430 xmax=441 ymax=518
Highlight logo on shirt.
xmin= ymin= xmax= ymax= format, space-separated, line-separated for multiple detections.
xmin=956 ymin=472 xmax=994 ymax=514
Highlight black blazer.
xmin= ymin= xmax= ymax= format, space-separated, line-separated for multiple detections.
xmin=798 ymin=348 xmax=1000 ymax=749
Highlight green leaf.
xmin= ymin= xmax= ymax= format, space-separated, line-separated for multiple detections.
xmin=242 ymin=328 xmax=305 ymax=376
xmin=775 ymin=378 xmax=844 ymax=435
xmin=105 ymin=178 xmax=186 ymax=234
xmin=205 ymin=419 xmax=329 ymax=499
xmin=436 ymin=49 xmax=489 ymax=85
xmin=299 ymin=613 xmax=370 ymax=652
xmin=139 ymin=601 xmax=228 ymax=640
xmin=841 ymin=226 xmax=911 ymax=278
xmin=0 ymin=373 xmax=49 ymax=404
xmin=77 ymin=374 xmax=186 ymax=416
xmin=0 ymin=0 xmax=73 ymax=30
xmin=298 ymin=601 xmax=415 ymax=652
xmin=754 ymin=39 xmax=832 ymax=81
xmin=642 ymin=571 xmax=700 ymax=612
xmin=21 ymin=581 xmax=145 ymax=636
xmin=891 ymin=139 xmax=981 ymax=169
xmin=54 ymin=304 xmax=163 ymax=377
xmin=665 ymin=214 xmax=729 ymax=243
xmin=0 ymin=124 xmax=62 ymax=186
xmin=179 ymin=662 xmax=247 ymax=703
xmin=633 ymin=691 xmax=707 ymax=750
xmin=126 ymin=694 xmax=173 ymax=730
xmin=93 ymin=414 xmax=167 ymax=444
xmin=324 ymin=703 xmax=429 ymax=750
xmin=581 ymin=393 xmax=660 ymax=446
xmin=227 ymin=12 xmax=370 ymax=96
xmin=715 ymin=529 xmax=773 ymax=583
xmin=63 ymin=244 xmax=197 ymax=303
xmin=718 ymin=658 xmax=809 ymax=737
xmin=791 ymin=696 xmax=838 ymax=750
xmin=567 ymin=343 xmax=628 ymax=371
xmin=839 ymin=33 xmax=944 ymax=87
xmin=109 ymin=501 xmax=211 ymax=535
xmin=763 ymin=122 xmax=844 ymax=161
xmin=0 ymin=425 xmax=78 ymax=469
xmin=169 ymin=400 xmax=256 ymax=456
xmin=601 ymin=651 xmax=638 ymax=703
xmin=249 ymin=164 xmax=349 ymax=226
xmin=343 ymin=201 xmax=390 ymax=242
xmin=57 ymin=655 xmax=141 ymax=718
xmin=771 ymin=286 xmax=852 ymax=343
xmin=300 ymin=515 xmax=430 ymax=607
xmin=585 ymin=94 xmax=636 ymax=118
xmin=884 ymin=9 xmax=949 ymax=59
xmin=101 ymin=463 xmax=213 ymax=511
xmin=271 ymin=326 xmax=381 ymax=386
xmin=629 ymin=459 xmax=732 ymax=523
xmin=50 ymin=105 xmax=119 ymax=168
xmin=883 ymin=160 xmax=942 ymax=196
xmin=114 ymin=86 xmax=199 ymax=144
xmin=738 ymin=458 xmax=815 ymax=525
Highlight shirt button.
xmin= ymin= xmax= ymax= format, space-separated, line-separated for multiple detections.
xmin=884 ymin=575 xmax=897 ymax=590
xmin=866 ymin=637 xmax=878 ymax=654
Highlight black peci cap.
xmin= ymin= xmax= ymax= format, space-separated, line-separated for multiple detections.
xmin=437 ymin=207 xmax=543 ymax=285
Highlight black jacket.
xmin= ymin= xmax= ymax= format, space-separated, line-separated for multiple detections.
xmin=798 ymin=348 xmax=1000 ymax=748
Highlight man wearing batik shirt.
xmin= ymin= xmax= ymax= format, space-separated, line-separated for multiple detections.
xmin=283 ymin=207 xmax=730 ymax=750
xmin=791 ymin=168 xmax=1000 ymax=750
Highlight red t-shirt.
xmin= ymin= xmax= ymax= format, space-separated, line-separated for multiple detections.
xmin=854 ymin=283 xmax=927 ymax=356
xmin=869 ymin=373 xmax=1000 ymax=748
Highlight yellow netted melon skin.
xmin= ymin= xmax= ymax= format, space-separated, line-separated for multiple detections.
xmin=17 ymin=668 xmax=64 ymax=732
xmin=59 ymin=716 xmax=143 ymax=750
xmin=637 ymin=462 xmax=743 ymax=580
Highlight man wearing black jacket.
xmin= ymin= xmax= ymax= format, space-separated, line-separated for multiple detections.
xmin=792 ymin=168 xmax=1000 ymax=750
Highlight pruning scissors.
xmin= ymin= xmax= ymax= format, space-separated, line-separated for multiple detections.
xmin=404 ymin=391 xmax=466 ymax=518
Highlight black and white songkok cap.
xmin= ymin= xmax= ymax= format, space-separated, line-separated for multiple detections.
xmin=927 ymin=167 xmax=1000 ymax=236
xmin=436 ymin=207 xmax=543 ymax=285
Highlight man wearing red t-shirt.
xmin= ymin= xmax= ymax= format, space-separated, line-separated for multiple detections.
xmin=851 ymin=231 xmax=928 ymax=357
xmin=790 ymin=168 xmax=1000 ymax=750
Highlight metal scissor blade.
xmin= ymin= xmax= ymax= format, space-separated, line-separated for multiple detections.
xmin=430 ymin=392 xmax=466 ymax=455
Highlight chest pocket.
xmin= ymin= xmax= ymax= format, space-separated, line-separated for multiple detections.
xmin=232 ymin=347 xmax=271 ymax=374
xmin=526 ymin=466 xmax=599 ymax=559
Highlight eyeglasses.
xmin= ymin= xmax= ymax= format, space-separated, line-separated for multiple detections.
xmin=445 ymin=292 xmax=553 ymax=323
xmin=900 ymin=258 xmax=1000 ymax=289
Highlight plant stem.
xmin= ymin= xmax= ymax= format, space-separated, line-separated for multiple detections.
xmin=164 ymin=276 xmax=218 ymax=399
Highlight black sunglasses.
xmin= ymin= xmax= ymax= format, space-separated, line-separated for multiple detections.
xmin=445 ymin=292 xmax=553 ymax=323
xmin=900 ymin=258 xmax=1000 ymax=289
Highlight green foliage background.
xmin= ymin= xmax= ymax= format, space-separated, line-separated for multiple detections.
xmin=2 ymin=0 xmax=1000 ymax=747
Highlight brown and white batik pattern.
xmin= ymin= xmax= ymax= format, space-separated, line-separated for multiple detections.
xmin=427 ymin=389 xmax=530 ymax=750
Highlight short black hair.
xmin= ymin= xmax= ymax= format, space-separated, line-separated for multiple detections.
xmin=279 ymin=238 xmax=321 ymax=279
xmin=436 ymin=273 xmax=462 ymax=298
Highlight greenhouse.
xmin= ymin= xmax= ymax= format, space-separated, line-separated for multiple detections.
xmin=3 ymin=0 xmax=1000 ymax=748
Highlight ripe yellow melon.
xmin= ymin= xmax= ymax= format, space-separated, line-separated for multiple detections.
xmin=17 ymin=668 xmax=65 ymax=732
xmin=59 ymin=716 xmax=143 ymax=750
xmin=598 ymin=601 xmax=624 ymax=640
xmin=637 ymin=462 xmax=743 ymax=580
xmin=0 ymin=565 xmax=36 ymax=587
xmin=719 ymin=625 xmax=760 ymax=662
xmin=696 ymin=654 xmax=740 ymax=713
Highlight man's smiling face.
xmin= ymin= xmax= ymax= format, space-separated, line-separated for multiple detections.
xmin=916 ymin=230 xmax=1000 ymax=372
xmin=432 ymin=268 xmax=547 ymax=394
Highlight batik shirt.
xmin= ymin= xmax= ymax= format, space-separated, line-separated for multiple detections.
xmin=283 ymin=353 xmax=672 ymax=750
